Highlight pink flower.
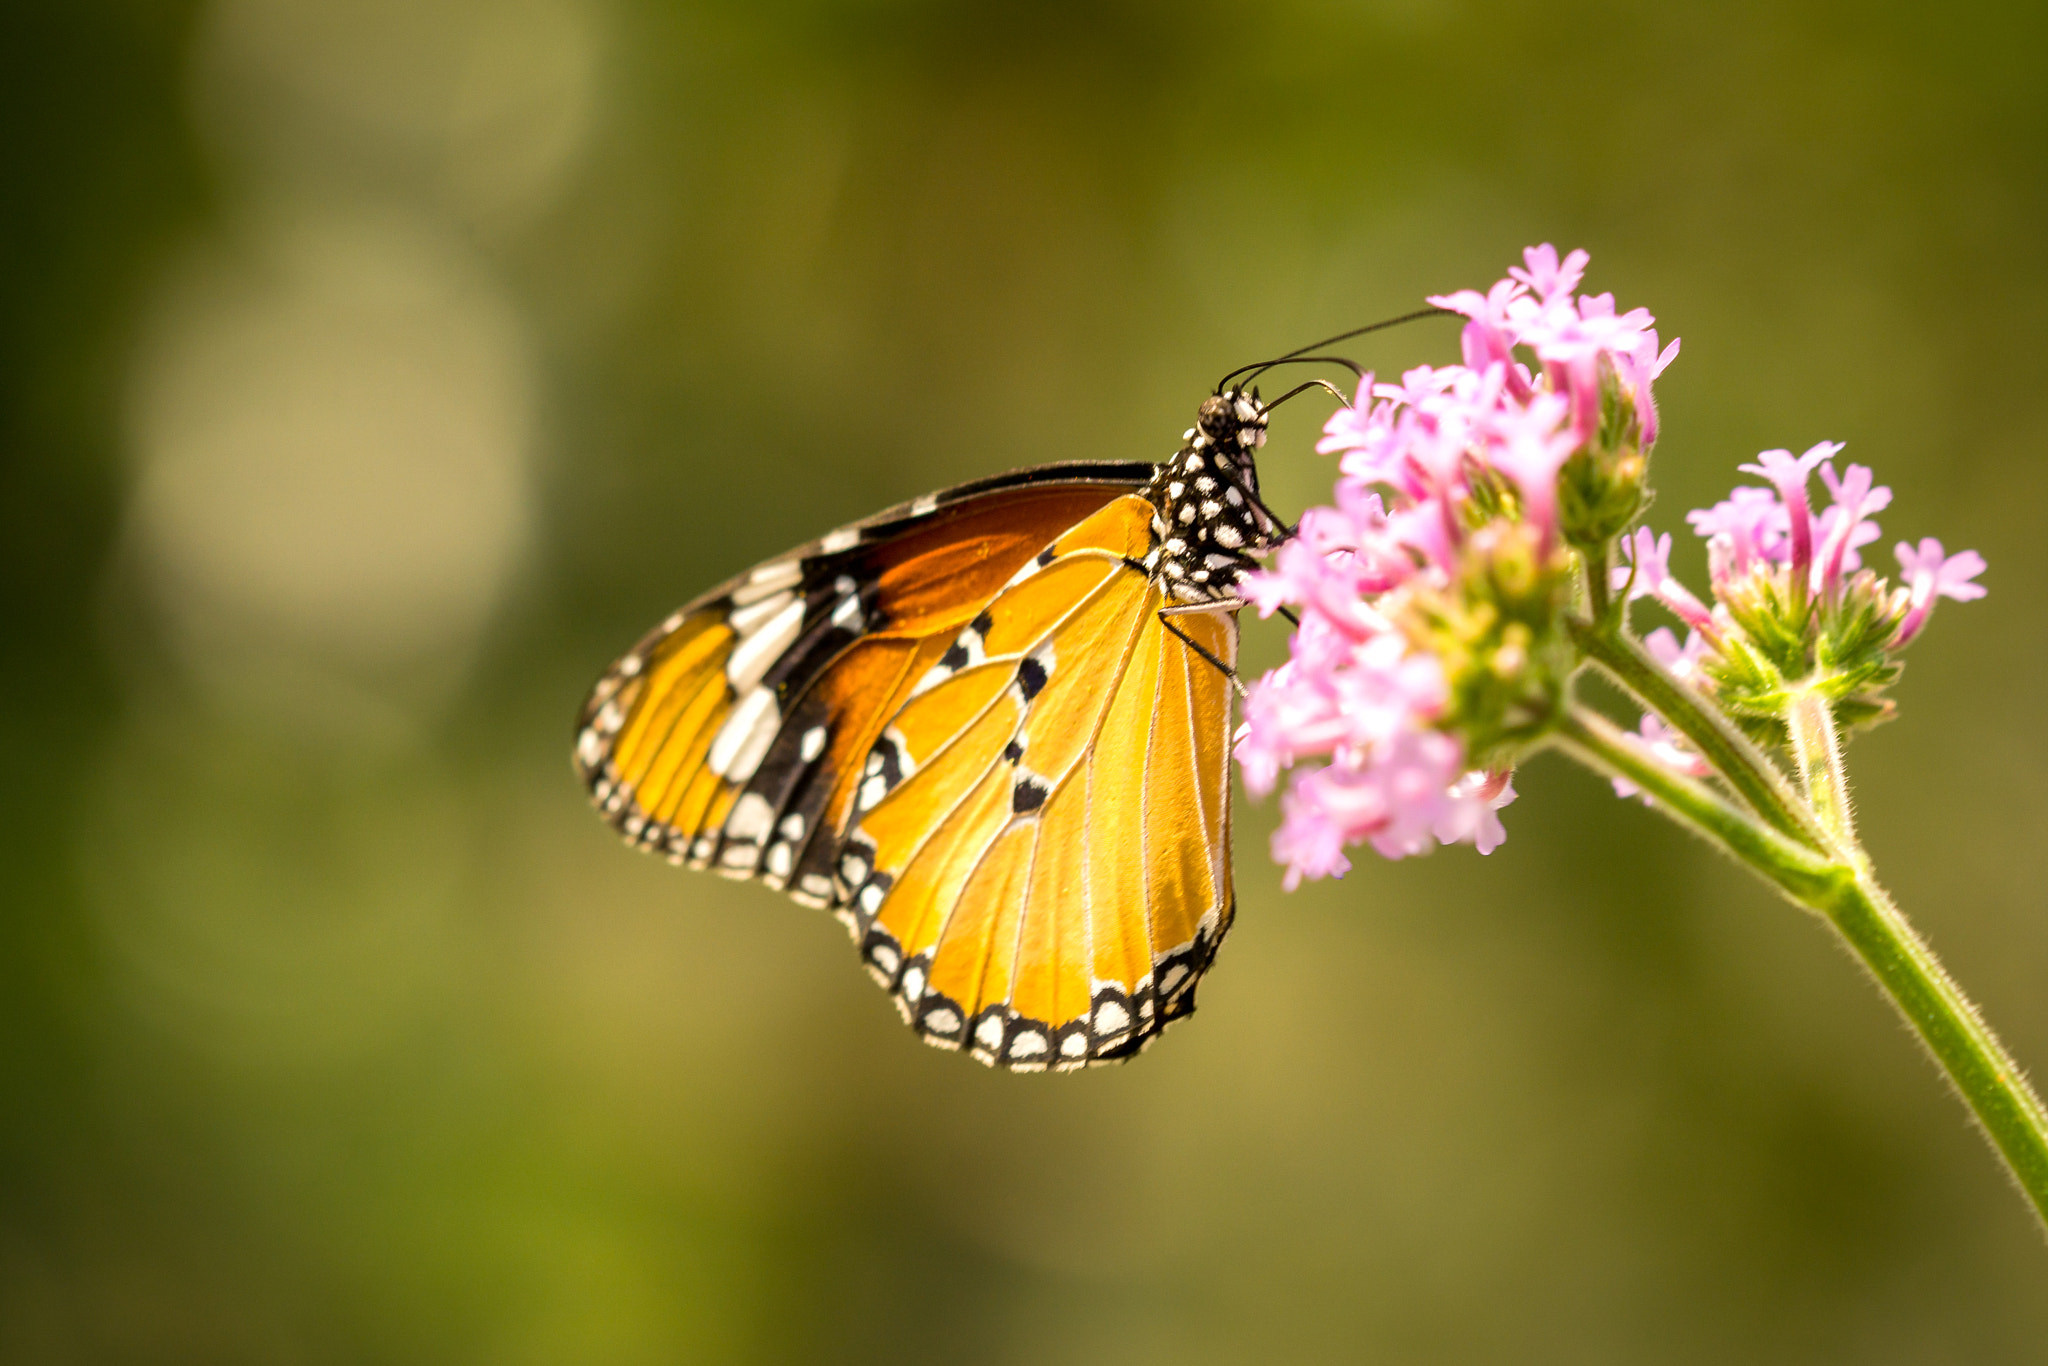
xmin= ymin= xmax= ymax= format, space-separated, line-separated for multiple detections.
xmin=1642 ymin=626 xmax=1710 ymax=688
xmin=1891 ymin=538 xmax=1988 ymax=646
xmin=1686 ymin=486 xmax=1786 ymax=575
xmin=1425 ymin=245 xmax=1674 ymax=450
xmin=1609 ymin=714 xmax=1714 ymax=804
xmin=1614 ymin=527 xmax=1715 ymax=630
xmin=1456 ymin=322 xmax=1537 ymax=402
xmin=1433 ymin=770 xmax=1517 ymax=854
xmin=1812 ymin=461 xmax=1891 ymax=595
xmin=1738 ymin=443 xmax=1840 ymax=597
xmin=1615 ymin=329 xmax=1681 ymax=445
xmin=1508 ymin=244 xmax=1590 ymax=301
xmin=1428 ymin=274 xmax=1528 ymax=330
xmin=1316 ymin=372 xmax=1384 ymax=459
xmin=1265 ymin=726 xmax=1480 ymax=885
xmin=1615 ymin=527 xmax=1673 ymax=596
xmin=1484 ymin=390 xmax=1578 ymax=544
xmin=1271 ymin=775 xmax=1356 ymax=887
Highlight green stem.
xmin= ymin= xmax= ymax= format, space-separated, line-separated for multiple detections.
xmin=1572 ymin=619 xmax=1829 ymax=853
xmin=1580 ymin=539 xmax=1615 ymax=623
xmin=1784 ymin=688 xmax=1860 ymax=860
xmin=1821 ymin=874 xmax=2048 ymax=1222
xmin=1556 ymin=703 xmax=2048 ymax=1228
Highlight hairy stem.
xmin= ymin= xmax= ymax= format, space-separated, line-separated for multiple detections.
xmin=1820 ymin=873 xmax=2048 ymax=1224
xmin=1785 ymin=688 xmax=1860 ymax=858
xmin=1555 ymin=703 xmax=2048 ymax=1229
xmin=1580 ymin=539 xmax=1614 ymax=623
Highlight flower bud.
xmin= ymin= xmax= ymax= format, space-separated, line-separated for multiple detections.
xmin=1557 ymin=355 xmax=1655 ymax=548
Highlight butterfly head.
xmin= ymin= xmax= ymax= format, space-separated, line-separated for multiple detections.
xmin=1145 ymin=388 xmax=1282 ymax=598
xmin=1195 ymin=388 xmax=1270 ymax=457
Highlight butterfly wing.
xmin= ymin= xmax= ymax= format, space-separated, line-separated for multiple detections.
xmin=833 ymin=494 xmax=1239 ymax=1070
xmin=575 ymin=462 xmax=1154 ymax=909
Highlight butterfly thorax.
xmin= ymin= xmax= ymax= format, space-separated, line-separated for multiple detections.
xmin=1142 ymin=390 xmax=1278 ymax=601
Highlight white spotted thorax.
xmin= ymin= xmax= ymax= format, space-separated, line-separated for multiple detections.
xmin=1141 ymin=389 xmax=1280 ymax=600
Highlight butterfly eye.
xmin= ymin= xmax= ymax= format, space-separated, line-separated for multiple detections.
xmin=1196 ymin=394 xmax=1240 ymax=439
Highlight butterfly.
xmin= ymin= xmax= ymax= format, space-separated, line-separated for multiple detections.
xmin=574 ymin=383 xmax=1306 ymax=1071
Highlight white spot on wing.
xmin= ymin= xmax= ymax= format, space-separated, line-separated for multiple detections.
xmin=974 ymin=1014 xmax=1005 ymax=1051
xmin=732 ymin=560 xmax=802 ymax=604
xmin=707 ymin=687 xmax=779 ymax=778
xmin=725 ymin=596 xmax=805 ymax=692
xmin=727 ymin=590 xmax=793 ymax=634
xmin=800 ymin=725 xmax=827 ymax=761
xmin=726 ymin=792 xmax=775 ymax=841
xmin=820 ymin=526 xmax=860 ymax=554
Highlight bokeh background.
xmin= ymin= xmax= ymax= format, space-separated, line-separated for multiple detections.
xmin=5 ymin=1 xmax=2046 ymax=1360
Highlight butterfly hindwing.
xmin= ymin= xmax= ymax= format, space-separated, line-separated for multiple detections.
xmin=833 ymin=494 xmax=1239 ymax=1070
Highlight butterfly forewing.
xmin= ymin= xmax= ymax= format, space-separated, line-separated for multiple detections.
xmin=575 ymin=465 xmax=1152 ymax=889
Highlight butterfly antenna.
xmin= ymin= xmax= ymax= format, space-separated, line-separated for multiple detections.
xmin=1214 ymin=305 xmax=1456 ymax=392
xmin=1260 ymin=378 xmax=1353 ymax=411
xmin=1216 ymin=354 xmax=1362 ymax=394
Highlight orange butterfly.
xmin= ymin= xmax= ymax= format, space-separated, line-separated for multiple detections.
xmin=575 ymin=388 xmax=1290 ymax=1069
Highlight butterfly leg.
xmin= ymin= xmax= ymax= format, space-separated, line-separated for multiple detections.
xmin=1157 ymin=599 xmax=1247 ymax=698
xmin=1208 ymin=461 xmax=1294 ymax=547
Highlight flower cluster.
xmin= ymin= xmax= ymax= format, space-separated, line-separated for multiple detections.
xmin=1236 ymin=247 xmax=1676 ymax=885
xmin=1615 ymin=444 xmax=1986 ymax=757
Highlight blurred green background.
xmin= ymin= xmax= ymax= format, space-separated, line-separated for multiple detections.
xmin=4 ymin=0 xmax=2046 ymax=1360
